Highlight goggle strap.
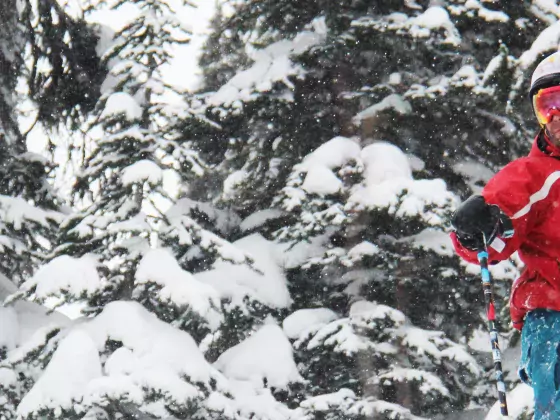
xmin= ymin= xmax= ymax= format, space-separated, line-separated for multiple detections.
xmin=530 ymin=73 xmax=560 ymax=98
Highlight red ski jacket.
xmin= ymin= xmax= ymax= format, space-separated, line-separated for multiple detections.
xmin=451 ymin=132 xmax=560 ymax=330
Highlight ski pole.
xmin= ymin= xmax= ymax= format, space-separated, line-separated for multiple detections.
xmin=477 ymin=242 xmax=509 ymax=417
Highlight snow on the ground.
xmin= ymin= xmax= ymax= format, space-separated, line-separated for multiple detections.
xmin=214 ymin=323 xmax=303 ymax=389
xmin=135 ymin=248 xmax=223 ymax=329
xmin=195 ymin=234 xmax=292 ymax=309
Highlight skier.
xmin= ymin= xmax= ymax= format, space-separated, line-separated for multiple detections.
xmin=451 ymin=51 xmax=560 ymax=419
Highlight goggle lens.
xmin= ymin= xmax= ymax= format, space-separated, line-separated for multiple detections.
xmin=533 ymin=85 xmax=560 ymax=125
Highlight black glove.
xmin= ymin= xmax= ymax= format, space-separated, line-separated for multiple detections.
xmin=451 ymin=195 xmax=513 ymax=250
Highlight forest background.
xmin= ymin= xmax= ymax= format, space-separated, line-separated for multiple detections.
xmin=0 ymin=1 xmax=555 ymax=419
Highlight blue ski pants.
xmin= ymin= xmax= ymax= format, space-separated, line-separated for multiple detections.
xmin=519 ymin=309 xmax=560 ymax=419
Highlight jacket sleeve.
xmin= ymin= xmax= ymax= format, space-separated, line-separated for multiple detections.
xmin=451 ymin=158 xmax=537 ymax=265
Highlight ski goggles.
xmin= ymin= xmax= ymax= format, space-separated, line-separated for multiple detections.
xmin=533 ymin=85 xmax=560 ymax=125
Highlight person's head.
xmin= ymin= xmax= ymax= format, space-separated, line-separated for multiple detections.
xmin=530 ymin=51 xmax=560 ymax=146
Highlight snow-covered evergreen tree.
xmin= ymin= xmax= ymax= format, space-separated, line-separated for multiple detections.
xmin=28 ymin=0 xmax=195 ymax=310
xmin=198 ymin=3 xmax=250 ymax=92
xmin=3 ymin=2 xmax=302 ymax=419
xmin=0 ymin=0 xmax=100 ymax=285
xmin=184 ymin=1 xmax=553 ymax=418
xmin=20 ymin=0 xmax=102 ymax=127
xmin=275 ymin=137 xmax=516 ymax=417
xmin=0 ymin=2 xmax=102 ymax=418
xmin=5 ymin=1 xmax=560 ymax=419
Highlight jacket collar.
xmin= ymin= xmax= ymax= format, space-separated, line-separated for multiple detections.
xmin=531 ymin=129 xmax=560 ymax=158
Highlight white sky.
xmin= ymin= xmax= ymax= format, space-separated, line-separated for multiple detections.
xmin=166 ymin=0 xmax=217 ymax=91
xmin=58 ymin=0 xmax=217 ymax=91
xmin=21 ymin=0 xmax=217 ymax=206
